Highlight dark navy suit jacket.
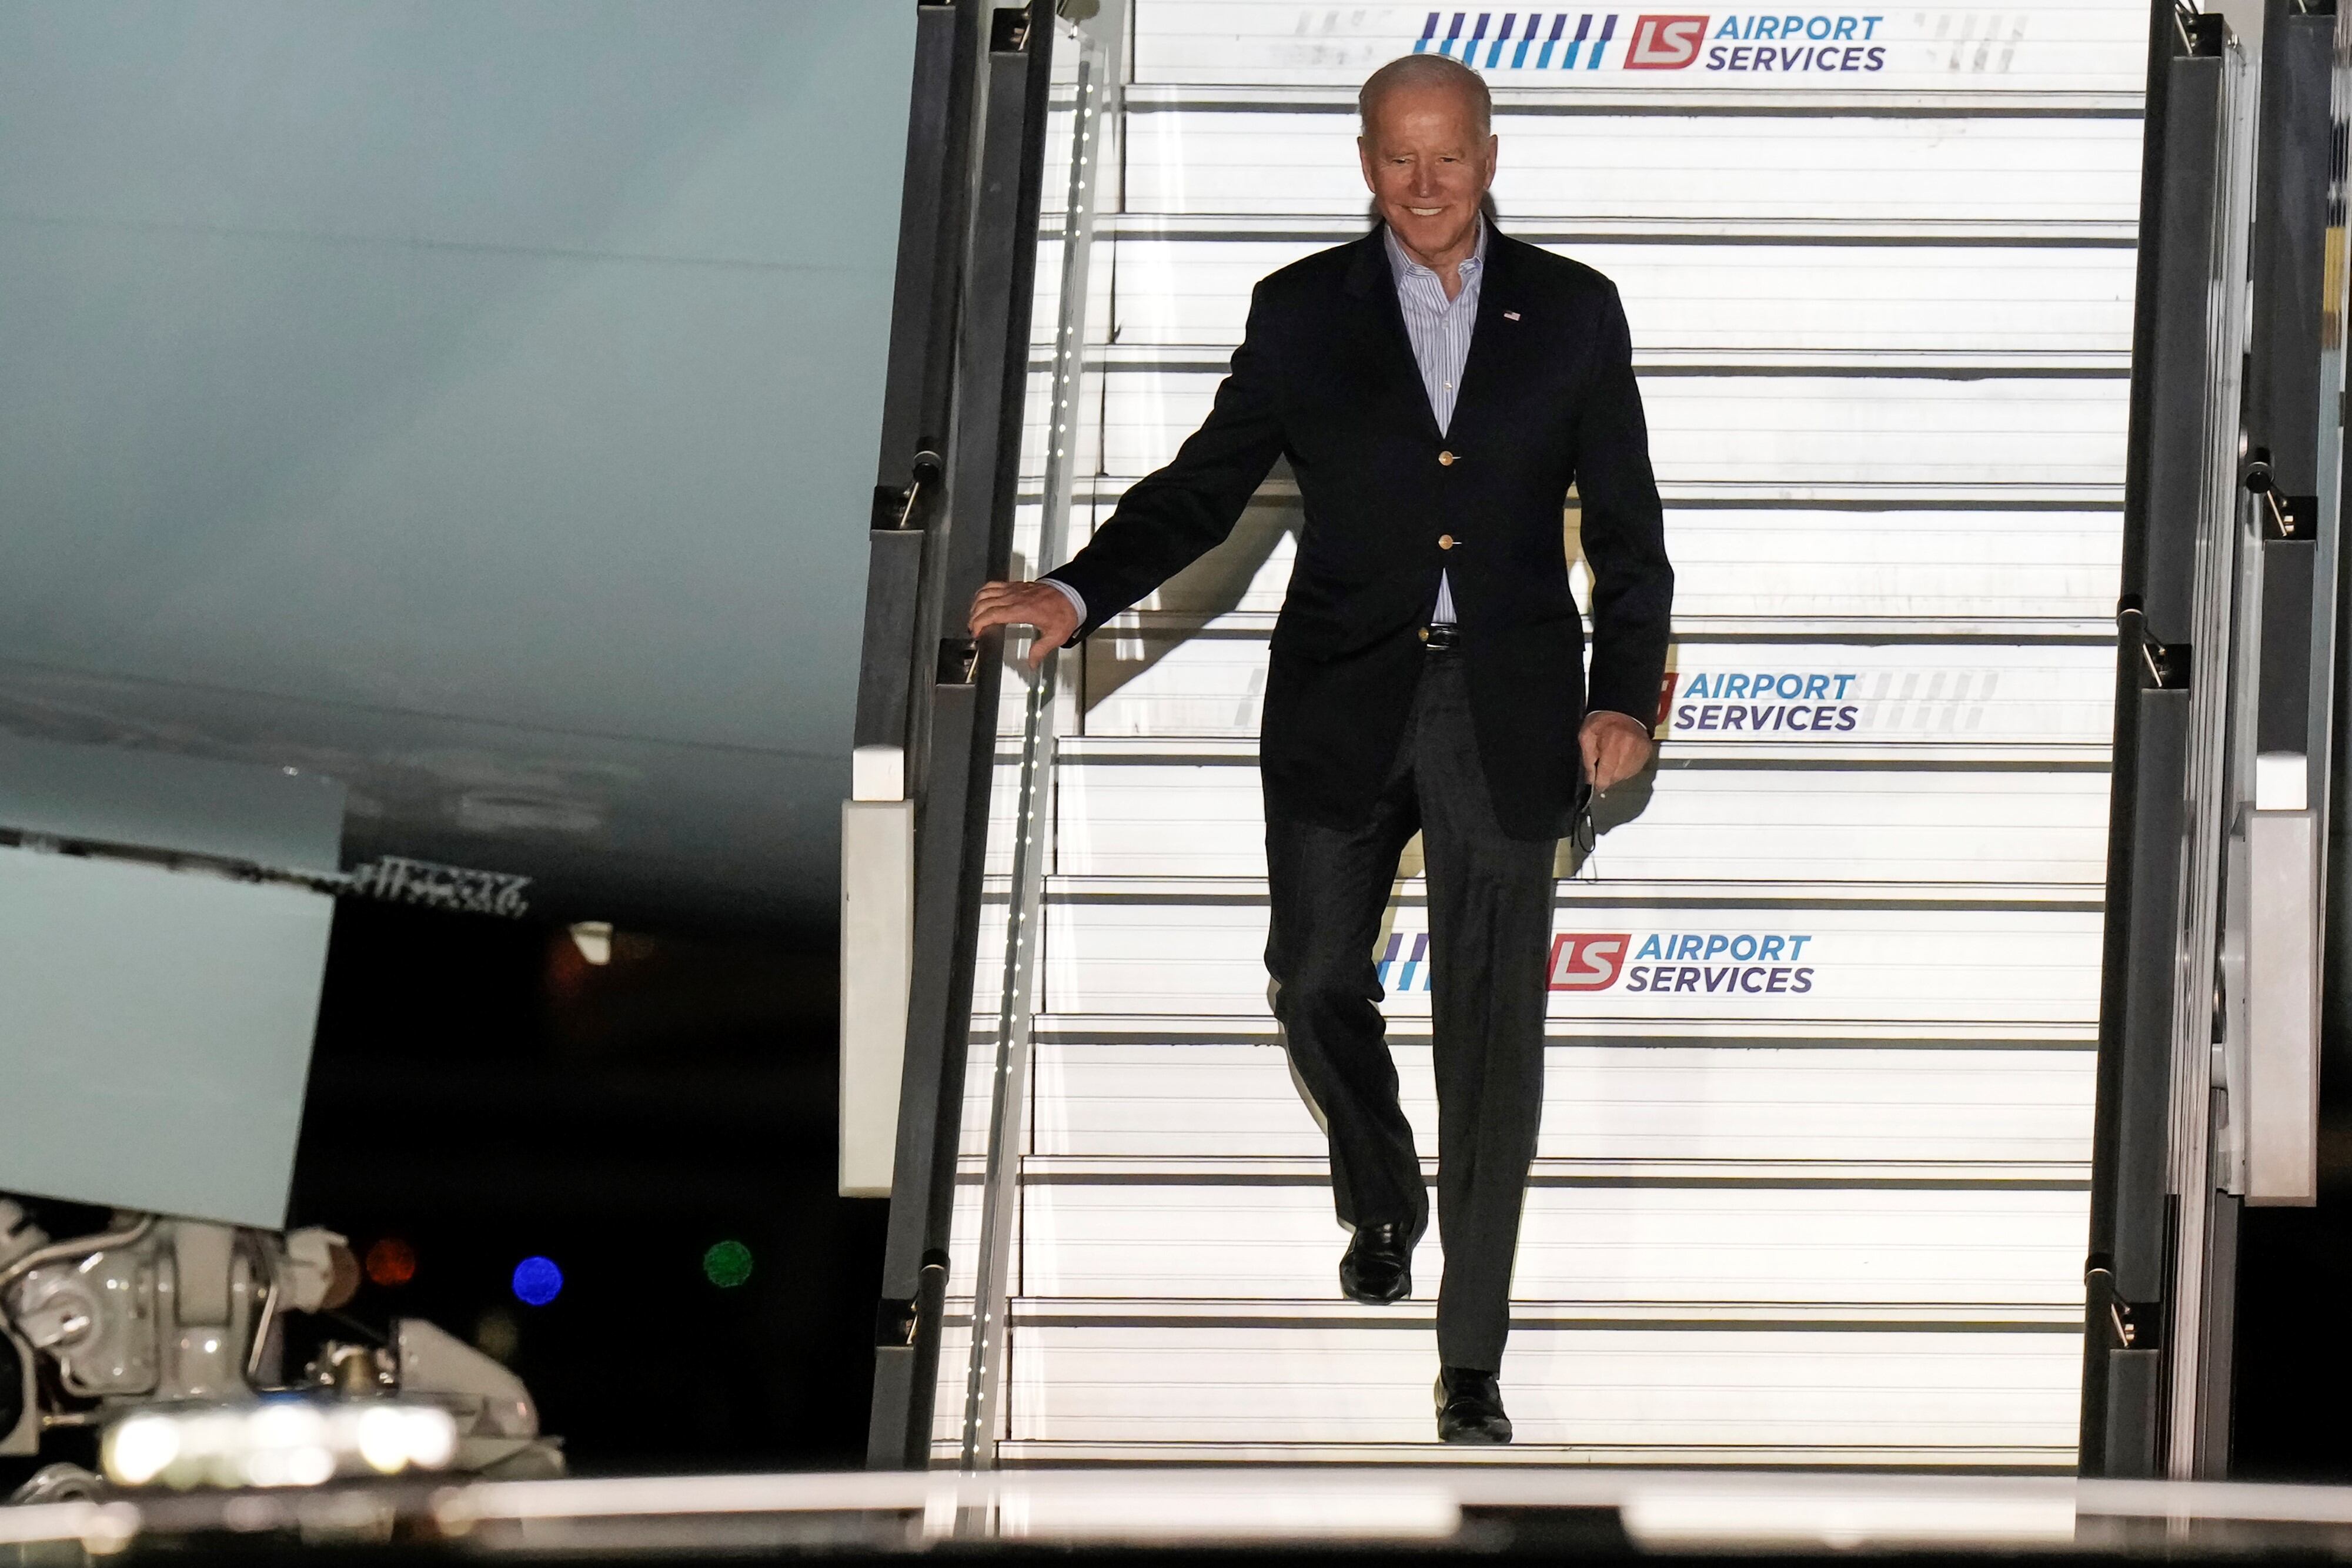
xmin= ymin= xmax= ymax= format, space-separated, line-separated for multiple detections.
xmin=1045 ymin=224 xmax=1673 ymax=841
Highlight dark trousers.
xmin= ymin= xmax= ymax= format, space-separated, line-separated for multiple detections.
xmin=1263 ymin=648 xmax=1560 ymax=1372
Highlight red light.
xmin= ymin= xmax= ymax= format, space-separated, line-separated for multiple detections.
xmin=365 ymin=1238 xmax=417 ymax=1288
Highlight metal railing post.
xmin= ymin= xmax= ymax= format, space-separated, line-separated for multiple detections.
xmin=2084 ymin=0 xmax=2347 ymax=1482
xmin=957 ymin=5 xmax=1123 ymax=1469
xmin=867 ymin=1 xmax=1059 ymax=1470
xmin=843 ymin=0 xmax=981 ymax=1201
xmin=2083 ymin=0 xmax=2246 ymax=1481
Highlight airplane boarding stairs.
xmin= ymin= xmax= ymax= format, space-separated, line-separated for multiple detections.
xmin=929 ymin=0 xmax=2148 ymax=1467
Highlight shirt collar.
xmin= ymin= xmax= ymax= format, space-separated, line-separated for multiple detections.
xmin=1383 ymin=213 xmax=1488 ymax=293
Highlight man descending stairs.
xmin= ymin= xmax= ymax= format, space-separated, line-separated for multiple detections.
xmin=936 ymin=0 xmax=2144 ymax=1466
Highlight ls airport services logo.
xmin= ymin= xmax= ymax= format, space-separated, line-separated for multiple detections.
xmin=1378 ymin=928 xmax=1819 ymax=996
xmin=1654 ymin=668 xmax=2007 ymax=738
xmin=1415 ymin=10 xmax=1893 ymax=74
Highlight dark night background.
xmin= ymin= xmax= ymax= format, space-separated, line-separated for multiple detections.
xmin=257 ymin=899 xmax=2352 ymax=1480
xmin=35 ymin=898 xmax=2352 ymax=1481
xmin=2231 ymin=1103 xmax=2352 ymax=1478
xmin=286 ymin=902 xmax=882 ymax=1472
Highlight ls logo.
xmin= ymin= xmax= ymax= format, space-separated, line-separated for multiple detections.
xmin=1548 ymin=932 xmax=1631 ymax=991
xmin=1625 ymin=14 xmax=1708 ymax=66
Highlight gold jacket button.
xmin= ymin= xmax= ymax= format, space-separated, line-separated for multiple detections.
xmin=1438 ymin=534 xmax=1455 ymax=550
xmin=1437 ymin=450 xmax=1456 ymax=466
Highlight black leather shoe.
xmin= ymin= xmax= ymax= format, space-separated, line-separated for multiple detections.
xmin=1436 ymin=1366 xmax=1514 ymax=1444
xmin=1338 ymin=1221 xmax=1412 ymax=1304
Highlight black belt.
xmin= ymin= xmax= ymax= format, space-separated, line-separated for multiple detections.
xmin=1419 ymin=624 xmax=1460 ymax=651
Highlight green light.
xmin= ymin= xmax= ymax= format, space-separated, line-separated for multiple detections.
xmin=702 ymin=1239 xmax=754 ymax=1289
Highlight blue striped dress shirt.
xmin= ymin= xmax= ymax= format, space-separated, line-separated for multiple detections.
xmin=1382 ymin=217 xmax=1488 ymax=625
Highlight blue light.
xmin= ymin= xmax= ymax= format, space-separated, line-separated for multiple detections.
xmin=511 ymin=1255 xmax=563 ymax=1306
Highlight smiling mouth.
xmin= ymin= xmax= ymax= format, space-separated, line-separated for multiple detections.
xmin=1407 ymin=206 xmax=1445 ymax=216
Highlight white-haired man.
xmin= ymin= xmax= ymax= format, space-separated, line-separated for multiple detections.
xmin=969 ymin=54 xmax=1673 ymax=1442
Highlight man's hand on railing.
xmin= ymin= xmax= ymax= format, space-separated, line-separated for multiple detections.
xmin=968 ymin=580 xmax=1083 ymax=671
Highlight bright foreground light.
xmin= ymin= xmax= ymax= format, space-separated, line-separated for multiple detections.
xmin=284 ymin=1445 xmax=337 ymax=1488
xmin=402 ymin=1406 xmax=459 ymax=1470
xmin=101 ymin=1400 xmax=462 ymax=1490
xmin=355 ymin=1404 xmax=456 ymax=1474
xmin=355 ymin=1407 xmax=411 ymax=1475
xmin=103 ymin=1416 xmax=181 ymax=1486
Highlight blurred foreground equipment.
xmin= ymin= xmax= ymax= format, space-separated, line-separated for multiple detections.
xmin=0 ymin=1202 xmax=559 ymax=1504
xmin=14 ymin=1466 xmax=2352 ymax=1562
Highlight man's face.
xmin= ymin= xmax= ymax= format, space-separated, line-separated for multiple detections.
xmin=1357 ymin=83 xmax=1496 ymax=262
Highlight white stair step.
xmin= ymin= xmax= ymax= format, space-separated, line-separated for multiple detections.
xmin=1010 ymin=1180 xmax=2086 ymax=1306
xmin=1077 ymin=618 xmax=2117 ymax=745
xmin=999 ymin=1323 xmax=2082 ymax=1454
xmin=1082 ymin=342 xmax=2129 ymax=374
xmin=1000 ymin=1156 xmax=2088 ymax=1184
xmin=1031 ymin=877 xmax=2099 ymax=907
xmin=1018 ymin=1041 xmax=2092 ymax=1166
xmin=1649 ymin=504 xmax=2122 ymax=620
xmin=1122 ymin=111 xmax=2141 ymax=226
xmin=1091 ymin=369 xmax=2125 ymax=485
xmin=1039 ymin=895 xmax=2103 ymax=1025
xmin=1068 ymin=611 xmax=2123 ymax=640
xmin=1110 ymin=237 xmax=2134 ymax=357
xmin=1128 ymin=92 xmax=2141 ymax=119
xmin=1054 ymin=760 xmax=2110 ymax=883
xmin=1044 ymin=868 xmax=2104 ymax=902
xmin=1104 ymin=212 xmax=2139 ymax=245
xmin=986 ymin=1439 xmax=2074 ymax=1468
xmin=1070 ymin=475 xmax=2125 ymax=507
xmin=1030 ymin=1015 xmax=2097 ymax=1048
xmin=1059 ymin=494 xmax=2126 ymax=623
xmin=997 ymin=1298 xmax=2085 ymax=1328
xmin=1055 ymin=736 xmax=2113 ymax=768
xmin=1132 ymin=0 xmax=2150 ymax=96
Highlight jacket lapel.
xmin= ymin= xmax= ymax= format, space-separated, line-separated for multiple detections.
xmin=1344 ymin=229 xmax=1444 ymax=443
xmin=1448 ymin=225 xmax=1521 ymax=440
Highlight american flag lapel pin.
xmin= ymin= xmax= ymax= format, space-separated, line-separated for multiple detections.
xmin=1503 ymin=310 xmax=1521 ymax=321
